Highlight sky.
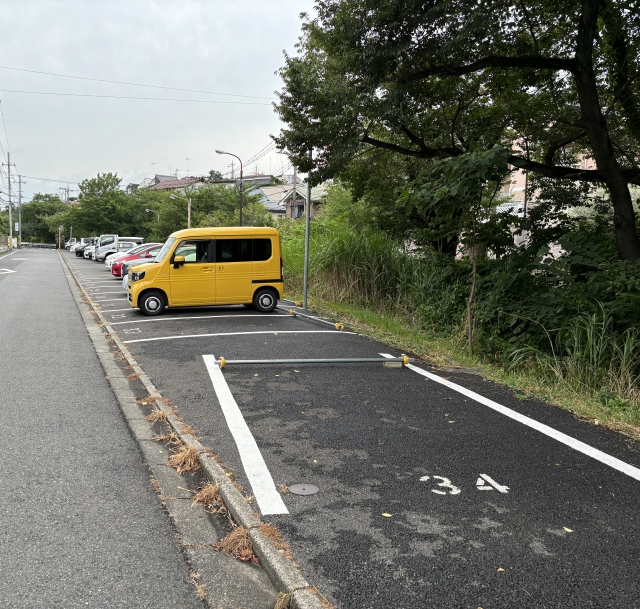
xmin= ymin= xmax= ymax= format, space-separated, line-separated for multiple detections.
xmin=0 ymin=0 xmax=315 ymax=202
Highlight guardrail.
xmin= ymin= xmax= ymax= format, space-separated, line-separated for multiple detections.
xmin=21 ymin=243 xmax=57 ymax=249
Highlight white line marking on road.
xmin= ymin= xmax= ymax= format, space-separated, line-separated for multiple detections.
xmin=89 ymin=291 xmax=126 ymax=294
xmin=92 ymin=298 xmax=128 ymax=302
xmin=125 ymin=330 xmax=356 ymax=344
xmin=0 ymin=268 xmax=17 ymax=274
xmin=380 ymin=353 xmax=640 ymax=483
xmin=111 ymin=314 xmax=290 ymax=325
xmin=98 ymin=308 xmax=132 ymax=312
xmin=202 ymin=354 xmax=289 ymax=516
xmin=479 ymin=474 xmax=509 ymax=493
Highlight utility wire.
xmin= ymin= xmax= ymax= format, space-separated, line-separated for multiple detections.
xmin=21 ymin=174 xmax=79 ymax=184
xmin=0 ymin=89 xmax=272 ymax=105
xmin=0 ymin=97 xmax=8 ymax=162
xmin=0 ymin=65 xmax=275 ymax=100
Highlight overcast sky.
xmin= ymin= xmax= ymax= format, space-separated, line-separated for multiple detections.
xmin=0 ymin=0 xmax=314 ymax=201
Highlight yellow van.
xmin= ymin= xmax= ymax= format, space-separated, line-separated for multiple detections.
xmin=128 ymin=227 xmax=284 ymax=315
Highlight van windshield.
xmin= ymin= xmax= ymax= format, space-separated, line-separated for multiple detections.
xmin=153 ymin=237 xmax=176 ymax=263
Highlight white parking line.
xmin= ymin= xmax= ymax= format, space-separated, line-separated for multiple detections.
xmin=99 ymin=308 xmax=132 ymax=312
xmin=90 ymin=291 xmax=126 ymax=294
xmin=92 ymin=298 xmax=128 ymax=302
xmin=111 ymin=314 xmax=291 ymax=325
xmin=125 ymin=330 xmax=356 ymax=344
xmin=202 ymin=354 xmax=288 ymax=516
xmin=379 ymin=353 xmax=640 ymax=483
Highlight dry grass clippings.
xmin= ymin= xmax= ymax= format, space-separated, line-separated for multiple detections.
xmin=180 ymin=423 xmax=199 ymax=437
xmin=126 ymin=373 xmax=141 ymax=381
xmin=145 ymin=407 xmax=178 ymax=423
xmin=167 ymin=444 xmax=201 ymax=474
xmin=152 ymin=430 xmax=182 ymax=448
xmin=215 ymin=527 xmax=258 ymax=563
xmin=258 ymin=523 xmax=287 ymax=549
xmin=192 ymin=483 xmax=227 ymax=515
xmin=277 ymin=483 xmax=289 ymax=494
xmin=189 ymin=570 xmax=207 ymax=600
xmin=274 ymin=592 xmax=293 ymax=609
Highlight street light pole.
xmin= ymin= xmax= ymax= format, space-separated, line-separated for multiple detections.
xmin=303 ymin=148 xmax=312 ymax=310
xmin=145 ymin=208 xmax=160 ymax=223
xmin=215 ymin=149 xmax=243 ymax=226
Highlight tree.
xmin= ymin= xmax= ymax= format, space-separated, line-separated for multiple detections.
xmin=19 ymin=194 xmax=68 ymax=242
xmin=207 ymin=170 xmax=225 ymax=182
xmin=275 ymin=0 xmax=640 ymax=261
xmin=66 ymin=173 xmax=129 ymax=236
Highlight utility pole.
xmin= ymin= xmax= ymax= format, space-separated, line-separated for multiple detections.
xmin=3 ymin=151 xmax=13 ymax=249
xmin=18 ymin=175 xmax=25 ymax=245
xmin=303 ymin=149 xmax=312 ymax=310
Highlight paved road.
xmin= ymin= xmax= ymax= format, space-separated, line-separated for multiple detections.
xmin=64 ymin=250 xmax=640 ymax=609
xmin=0 ymin=249 xmax=202 ymax=608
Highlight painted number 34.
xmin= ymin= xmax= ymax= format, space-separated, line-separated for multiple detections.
xmin=420 ymin=474 xmax=509 ymax=494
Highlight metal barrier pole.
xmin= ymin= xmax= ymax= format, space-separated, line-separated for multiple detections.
xmin=216 ymin=356 xmax=412 ymax=368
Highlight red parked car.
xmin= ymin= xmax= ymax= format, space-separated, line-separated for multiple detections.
xmin=111 ymin=243 xmax=163 ymax=278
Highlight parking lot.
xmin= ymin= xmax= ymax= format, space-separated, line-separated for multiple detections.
xmin=63 ymin=250 xmax=640 ymax=609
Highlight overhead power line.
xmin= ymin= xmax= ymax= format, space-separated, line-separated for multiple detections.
xmin=0 ymin=89 xmax=272 ymax=106
xmin=0 ymin=97 xmax=9 ymax=162
xmin=21 ymin=174 xmax=79 ymax=184
xmin=0 ymin=65 xmax=275 ymax=100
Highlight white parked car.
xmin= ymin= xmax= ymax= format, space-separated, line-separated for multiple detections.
xmin=104 ymin=243 xmax=162 ymax=269
xmin=83 ymin=245 xmax=96 ymax=259
xmin=72 ymin=237 xmax=94 ymax=253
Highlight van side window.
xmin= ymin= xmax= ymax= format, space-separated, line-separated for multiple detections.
xmin=175 ymin=240 xmax=210 ymax=263
xmin=253 ymin=239 xmax=272 ymax=261
xmin=216 ymin=239 xmax=252 ymax=263
xmin=101 ymin=236 xmax=115 ymax=246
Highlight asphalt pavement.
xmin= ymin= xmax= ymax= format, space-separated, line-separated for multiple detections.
xmin=0 ymin=249 xmax=202 ymax=608
xmin=61 ymin=250 xmax=640 ymax=609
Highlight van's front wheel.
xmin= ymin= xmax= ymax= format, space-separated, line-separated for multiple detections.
xmin=253 ymin=288 xmax=277 ymax=313
xmin=139 ymin=290 xmax=166 ymax=316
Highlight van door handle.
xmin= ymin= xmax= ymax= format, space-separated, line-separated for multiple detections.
xmin=201 ymin=268 xmax=214 ymax=273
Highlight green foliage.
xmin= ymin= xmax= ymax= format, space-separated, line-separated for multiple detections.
xmin=191 ymin=184 xmax=268 ymax=231
xmin=3 ymin=194 xmax=68 ymax=242
xmin=275 ymin=0 xmax=640 ymax=261
xmin=509 ymin=304 xmax=640 ymax=404
xmin=207 ymin=170 xmax=225 ymax=182
xmin=282 ymin=179 xmax=640 ymax=409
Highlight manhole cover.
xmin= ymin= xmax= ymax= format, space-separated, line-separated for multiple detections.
xmin=289 ymin=483 xmax=319 ymax=496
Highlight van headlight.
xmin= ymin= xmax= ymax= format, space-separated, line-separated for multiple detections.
xmin=131 ymin=271 xmax=146 ymax=282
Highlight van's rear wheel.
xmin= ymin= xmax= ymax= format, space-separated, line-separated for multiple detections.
xmin=139 ymin=290 xmax=166 ymax=316
xmin=253 ymin=288 xmax=277 ymax=313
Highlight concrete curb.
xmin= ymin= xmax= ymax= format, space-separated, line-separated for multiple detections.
xmin=59 ymin=253 xmax=329 ymax=609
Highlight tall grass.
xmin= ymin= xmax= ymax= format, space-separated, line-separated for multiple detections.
xmin=510 ymin=304 xmax=639 ymax=407
xmin=282 ymin=222 xmax=469 ymax=333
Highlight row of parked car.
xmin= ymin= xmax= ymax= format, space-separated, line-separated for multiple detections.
xmin=71 ymin=235 xmax=164 ymax=291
